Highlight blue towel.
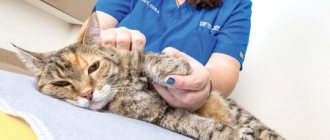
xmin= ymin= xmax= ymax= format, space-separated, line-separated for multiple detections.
xmin=0 ymin=70 xmax=191 ymax=140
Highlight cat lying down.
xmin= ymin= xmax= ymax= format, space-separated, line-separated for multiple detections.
xmin=14 ymin=13 xmax=284 ymax=140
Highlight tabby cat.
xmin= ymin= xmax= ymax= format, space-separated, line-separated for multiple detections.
xmin=14 ymin=13 xmax=284 ymax=140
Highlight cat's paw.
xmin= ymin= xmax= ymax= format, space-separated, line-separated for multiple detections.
xmin=145 ymin=53 xmax=192 ymax=85
xmin=166 ymin=57 xmax=192 ymax=76
xmin=157 ymin=56 xmax=192 ymax=85
xmin=238 ymin=126 xmax=255 ymax=140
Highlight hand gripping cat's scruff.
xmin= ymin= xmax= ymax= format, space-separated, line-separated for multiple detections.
xmin=14 ymin=13 xmax=284 ymax=140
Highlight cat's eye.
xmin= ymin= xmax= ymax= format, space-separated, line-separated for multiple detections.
xmin=52 ymin=81 xmax=71 ymax=87
xmin=88 ymin=61 xmax=100 ymax=74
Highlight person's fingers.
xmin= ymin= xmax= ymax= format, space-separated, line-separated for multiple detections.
xmin=153 ymin=84 xmax=176 ymax=103
xmin=101 ymin=29 xmax=116 ymax=47
xmin=100 ymin=27 xmax=146 ymax=51
xmin=162 ymin=47 xmax=192 ymax=61
xmin=166 ymin=87 xmax=194 ymax=105
xmin=167 ymin=85 xmax=210 ymax=106
xmin=166 ymin=74 xmax=208 ymax=90
xmin=115 ymin=27 xmax=131 ymax=50
xmin=153 ymin=84 xmax=183 ymax=107
xmin=130 ymin=30 xmax=146 ymax=52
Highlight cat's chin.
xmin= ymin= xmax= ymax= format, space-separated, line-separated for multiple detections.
xmin=65 ymin=84 xmax=115 ymax=111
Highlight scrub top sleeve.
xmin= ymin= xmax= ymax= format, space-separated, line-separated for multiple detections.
xmin=213 ymin=0 xmax=252 ymax=68
xmin=94 ymin=0 xmax=137 ymax=21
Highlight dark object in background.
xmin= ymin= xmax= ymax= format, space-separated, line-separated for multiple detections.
xmin=187 ymin=0 xmax=223 ymax=9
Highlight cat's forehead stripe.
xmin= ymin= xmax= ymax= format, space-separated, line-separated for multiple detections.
xmin=64 ymin=52 xmax=89 ymax=68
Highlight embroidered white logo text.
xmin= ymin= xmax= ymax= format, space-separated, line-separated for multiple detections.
xmin=199 ymin=21 xmax=220 ymax=32
xmin=141 ymin=0 xmax=160 ymax=14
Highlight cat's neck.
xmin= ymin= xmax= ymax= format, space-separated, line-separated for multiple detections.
xmin=106 ymin=48 xmax=148 ymax=88
xmin=124 ymin=50 xmax=145 ymax=73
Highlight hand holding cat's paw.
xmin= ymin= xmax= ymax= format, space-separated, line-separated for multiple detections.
xmin=153 ymin=47 xmax=211 ymax=111
xmin=161 ymin=47 xmax=209 ymax=89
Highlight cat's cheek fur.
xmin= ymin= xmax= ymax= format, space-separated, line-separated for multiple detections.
xmin=89 ymin=84 xmax=114 ymax=111
xmin=65 ymin=97 xmax=90 ymax=108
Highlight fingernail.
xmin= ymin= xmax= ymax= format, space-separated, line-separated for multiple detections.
xmin=166 ymin=77 xmax=175 ymax=85
xmin=161 ymin=49 xmax=167 ymax=55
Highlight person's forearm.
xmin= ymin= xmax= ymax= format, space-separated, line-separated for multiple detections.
xmin=207 ymin=66 xmax=238 ymax=97
xmin=206 ymin=53 xmax=240 ymax=98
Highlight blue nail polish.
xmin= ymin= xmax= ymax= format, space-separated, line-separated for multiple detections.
xmin=166 ymin=77 xmax=175 ymax=85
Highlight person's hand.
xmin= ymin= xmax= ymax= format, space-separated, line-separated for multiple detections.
xmin=153 ymin=47 xmax=212 ymax=111
xmin=101 ymin=27 xmax=146 ymax=52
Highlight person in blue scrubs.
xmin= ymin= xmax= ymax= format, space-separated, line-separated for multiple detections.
xmin=80 ymin=0 xmax=252 ymax=111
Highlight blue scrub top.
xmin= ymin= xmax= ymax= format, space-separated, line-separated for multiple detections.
xmin=95 ymin=0 xmax=252 ymax=68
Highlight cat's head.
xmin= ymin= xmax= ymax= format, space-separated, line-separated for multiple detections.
xmin=14 ymin=13 xmax=119 ymax=110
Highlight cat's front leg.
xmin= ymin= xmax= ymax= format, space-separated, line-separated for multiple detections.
xmin=143 ymin=53 xmax=192 ymax=85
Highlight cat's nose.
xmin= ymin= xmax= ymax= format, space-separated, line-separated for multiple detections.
xmin=81 ymin=89 xmax=94 ymax=101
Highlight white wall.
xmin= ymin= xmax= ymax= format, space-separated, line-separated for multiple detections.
xmin=231 ymin=0 xmax=330 ymax=140
xmin=0 ymin=0 xmax=75 ymax=52
xmin=65 ymin=25 xmax=81 ymax=45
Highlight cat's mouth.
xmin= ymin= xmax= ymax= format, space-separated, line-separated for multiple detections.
xmin=65 ymin=84 xmax=115 ymax=111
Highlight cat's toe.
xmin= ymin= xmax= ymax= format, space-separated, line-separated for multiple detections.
xmin=170 ymin=58 xmax=192 ymax=76
xmin=259 ymin=129 xmax=285 ymax=140
xmin=238 ymin=126 xmax=255 ymax=140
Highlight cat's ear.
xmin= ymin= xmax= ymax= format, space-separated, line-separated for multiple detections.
xmin=77 ymin=12 xmax=102 ymax=44
xmin=12 ymin=43 xmax=46 ymax=76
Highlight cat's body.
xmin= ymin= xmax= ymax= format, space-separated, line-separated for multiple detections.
xmin=15 ymin=13 xmax=284 ymax=140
